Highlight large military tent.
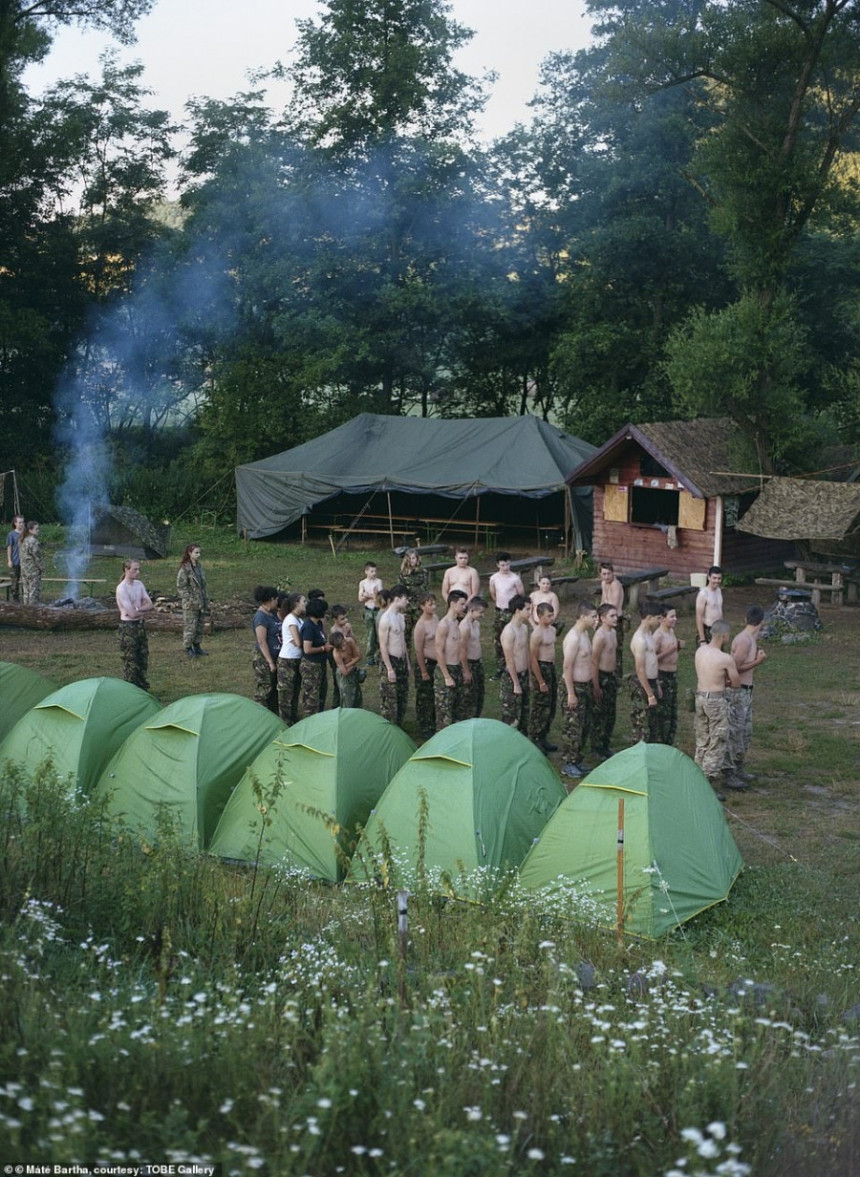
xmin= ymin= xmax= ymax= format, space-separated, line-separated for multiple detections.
xmin=0 ymin=662 xmax=56 ymax=742
xmin=349 ymin=719 xmax=567 ymax=898
xmin=210 ymin=710 xmax=416 ymax=881
xmin=0 ymin=676 xmax=161 ymax=794
xmin=519 ymin=743 xmax=743 ymax=938
xmin=236 ymin=414 xmax=596 ymax=552
xmin=94 ymin=693 xmax=284 ymax=849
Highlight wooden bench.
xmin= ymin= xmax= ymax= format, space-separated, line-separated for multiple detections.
xmin=392 ymin=543 xmax=450 ymax=558
xmin=618 ymin=567 xmax=670 ymax=610
xmin=645 ymin=584 xmax=699 ymax=613
xmin=783 ymin=560 xmax=852 ymax=607
xmin=510 ymin=556 xmax=555 ymax=581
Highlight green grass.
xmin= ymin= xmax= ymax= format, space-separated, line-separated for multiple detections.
xmin=1 ymin=526 xmax=859 ymax=1175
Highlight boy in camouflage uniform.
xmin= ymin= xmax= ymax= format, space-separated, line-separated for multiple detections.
xmin=499 ymin=595 xmax=531 ymax=734
xmin=590 ymin=603 xmax=619 ymax=758
xmin=378 ymin=585 xmax=410 ymax=727
xmin=528 ymin=602 xmax=558 ymax=752
xmin=116 ymin=559 xmax=154 ymax=691
xmin=560 ymin=600 xmax=597 ymax=779
xmin=176 ymin=543 xmax=210 ymax=656
xmin=629 ymin=602 xmax=663 ymax=743
xmin=413 ymin=593 xmax=439 ymax=739
xmin=20 ymin=521 xmax=45 ymax=605
xmin=693 ymin=619 xmax=740 ymax=799
xmin=434 ymin=590 xmax=468 ymax=729
xmin=459 ymin=596 xmax=487 ymax=718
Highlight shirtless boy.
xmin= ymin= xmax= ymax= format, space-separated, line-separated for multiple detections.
xmin=696 ymin=565 xmax=723 ymax=646
xmin=434 ymin=590 xmax=468 ymax=729
xmin=358 ymin=562 xmax=384 ymax=665
xmin=529 ymin=602 xmax=559 ymax=753
xmin=629 ymin=601 xmax=663 ymax=744
xmin=590 ymin=603 xmax=619 ymax=758
xmin=560 ymin=600 xmax=598 ymax=779
xmin=499 ymin=594 xmax=532 ymax=734
xmin=694 ymin=618 xmax=740 ymax=799
xmin=441 ymin=548 xmax=481 ymax=601
xmin=654 ymin=607 xmax=685 ymax=746
xmin=331 ymin=630 xmax=363 ymax=709
xmin=724 ymin=604 xmax=767 ymax=788
xmin=460 ymin=596 xmax=487 ymax=718
xmin=378 ymin=584 xmax=410 ymax=727
xmin=530 ymin=575 xmax=561 ymax=630
xmin=599 ymin=561 xmax=626 ymax=675
xmin=413 ymin=592 xmax=439 ymax=739
xmin=489 ymin=552 xmax=525 ymax=675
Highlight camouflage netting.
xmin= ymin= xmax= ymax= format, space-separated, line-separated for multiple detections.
xmin=91 ymin=505 xmax=170 ymax=558
xmin=736 ymin=478 xmax=860 ymax=557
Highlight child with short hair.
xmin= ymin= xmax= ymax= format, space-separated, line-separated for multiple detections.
xmin=358 ymin=562 xmax=384 ymax=665
xmin=529 ymin=601 xmax=558 ymax=752
xmin=459 ymin=596 xmax=487 ymax=717
xmin=330 ymin=630 xmax=363 ymax=709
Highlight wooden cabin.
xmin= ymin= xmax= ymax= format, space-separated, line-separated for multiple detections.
xmin=567 ymin=418 xmax=796 ymax=577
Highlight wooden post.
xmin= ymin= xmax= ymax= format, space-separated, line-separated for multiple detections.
xmin=616 ymin=797 xmax=625 ymax=944
xmin=397 ymin=888 xmax=409 ymax=1009
xmin=387 ymin=492 xmax=395 ymax=550
xmin=563 ymin=489 xmax=571 ymax=558
xmin=474 ymin=493 xmax=481 ymax=549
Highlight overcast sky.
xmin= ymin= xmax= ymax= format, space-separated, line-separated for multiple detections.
xmin=24 ymin=0 xmax=594 ymax=141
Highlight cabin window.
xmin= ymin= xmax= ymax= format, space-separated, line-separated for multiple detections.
xmin=630 ymin=486 xmax=679 ymax=526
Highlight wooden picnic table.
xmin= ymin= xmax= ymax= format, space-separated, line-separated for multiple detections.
xmin=618 ymin=567 xmax=669 ymax=610
xmin=783 ymin=559 xmax=853 ymax=607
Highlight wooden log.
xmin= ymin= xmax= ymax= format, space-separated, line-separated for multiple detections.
xmin=0 ymin=600 xmax=249 ymax=632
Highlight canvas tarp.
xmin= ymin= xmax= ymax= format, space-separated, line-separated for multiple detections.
xmin=0 ymin=662 xmax=56 ymax=742
xmin=94 ymin=693 xmax=284 ymax=849
xmin=235 ymin=413 xmax=596 ymax=546
xmin=210 ymin=709 xmax=416 ymax=881
xmin=348 ymin=719 xmax=567 ymax=898
xmin=519 ymin=743 xmax=743 ymax=938
xmin=0 ymin=676 xmax=161 ymax=794
xmin=735 ymin=477 xmax=860 ymax=557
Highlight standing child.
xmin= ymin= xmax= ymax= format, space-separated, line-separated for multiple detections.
xmin=530 ymin=574 xmax=561 ymax=630
xmin=528 ymin=602 xmax=558 ymax=753
xmin=434 ymin=590 xmax=468 ymax=729
xmin=654 ymin=606 xmax=685 ymax=746
xmin=459 ymin=595 xmax=487 ymax=718
xmin=489 ymin=552 xmax=525 ymax=676
xmin=590 ymin=603 xmax=619 ymax=758
xmin=499 ymin=594 xmax=531 ymax=735
xmin=560 ymin=601 xmax=598 ymax=779
xmin=629 ymin=602 xmax=663 ymax=744
xmin=400 ymin=548 xmax=429 ymax=649
xmin=277 ymin=592 xmax=306 ymax=725
xmin=378 ymin=584 xmax=411 ymax=728
xmin=299 ymin=598 xmax=331 ymax=717
xmin=599 ymin=561 xmax=625 ymax=676
xmin=413 ymin=592 xmax=439 ymax=739
xmin=330 ymin=631 xmax=364 ymax=709
xmin=358 ymin=562 xmax=384 ymax=666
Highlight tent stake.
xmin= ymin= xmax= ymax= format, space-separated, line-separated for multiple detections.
xmin=616 ymin=797 xmax=625 ymax=944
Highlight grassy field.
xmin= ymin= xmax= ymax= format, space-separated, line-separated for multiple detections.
xmin=1 ymin=525 xmax=859 ymax=1175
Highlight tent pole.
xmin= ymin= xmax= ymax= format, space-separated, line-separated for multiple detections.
xmin=564 ymin=490 xmax=571 ymax=559
xmin=387 ymin=492 xmax=394 ymax=550
xmin=616 ymin=797 xmax=625 ymax=944
xmin=474 ymin=494 xmax=480 ymax=549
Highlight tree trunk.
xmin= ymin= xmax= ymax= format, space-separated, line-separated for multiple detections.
xmin=0 ymin=601 xmax=248 ymax=632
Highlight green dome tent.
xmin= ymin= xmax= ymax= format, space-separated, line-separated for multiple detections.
xmin=519 ymin=743 xmax=744 ymax=938
xmin=210 ymin=709 xmax=416 ymax=881
xmin=0 ymin=676 xmax=161 ymax=794
xmin=0 ymin=662 xmax=56 ymax=742
xmin=349 ymin=719 xmax=567 ymax=898
xmin=94 ymin=693 xmax=284 ymax=849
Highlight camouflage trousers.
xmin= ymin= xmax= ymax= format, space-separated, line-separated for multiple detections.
xmin=528 ymin=660 xmax=557 ymax=742
xmin=380 ymin=656 xmax=409 ymax=727
xmin=591 ymin=669 xmax=618 ymax=755
xmin=277 ymin=656 xmax=302 ymax=725
xmin=8 ymin=564 xmax=20 ymax=602
xmin=562 ymin=681 xmax=592 ymax=764
xmin=694 ymin=692 xmax=730 ymax=780
xmin=336 ymin=668 xmax=363 ymax=710
xmin=253 ymin=651 xmax=278 ymax=713
xmin=434 ymin=663 xmax=465 ymax=730
xmin=299 ymin=658 xmax=326 ymax=718
xmin=414 ymin=658 xmax=437 ymax=738
xmin=724 ymin=686 xmax=754 ymax=771
xmin=464 ymin=658 xmax=485 ymax=718
xmin=500 ymin=668 xmax=529 ymax=734
xmin=656 ymin=670 xmax=678 ymax=746
xmin=22 ymin=572 xmax=41 ymax=605
xmin=182 ymin=605 xmax=205 ymax=650
xmin=493 ymin=608 xmax=512 ymax=674
xmin=364 ymin=607 xmax=380 ymax=662
xmin=118 ymin=621 xmax=149 ymax=691
xmin=630 ymin=676 xmax=660 ymax=743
